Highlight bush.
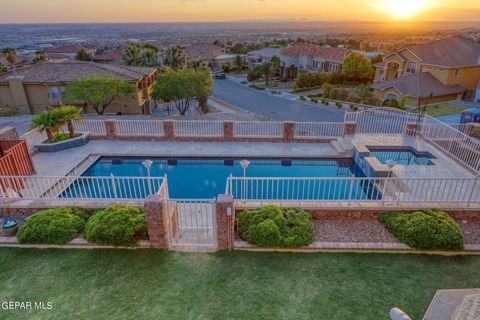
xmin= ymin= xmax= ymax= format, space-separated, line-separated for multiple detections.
xmin=237 ymin=206 xmax=314 ymax=248
xmin=249 ymin=84 xmax=266 ymax=90
xmin=299 ymin=95 xmax=306 ymax=101
xmin=0 ymin=105 xmax=18 ymax=117
xmin=240 ymin=80 xmax=248 ymax=85
xmin=17 ymin=207 xmax=89 ymax=245
xmin=247 ymin=69 xmax=260 ymax=82
xmin=379 ymin=209 xmax=464 ymax=250
xmin=335 ymin=102 xmax=342 ymax=108
xmin=85 ymin=205 xmax=147 ymax=246
xmin=46 ymin=132 xmax=81 ymax=144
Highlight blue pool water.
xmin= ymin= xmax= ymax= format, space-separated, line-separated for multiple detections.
xmin=367 ymin=148 xmax=434 ymax=165
xmin=62 ymin=157 xmax=380 ymax=199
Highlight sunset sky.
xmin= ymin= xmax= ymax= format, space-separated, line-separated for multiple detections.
xmin=1 ymin=0 xmax=479 ymax=23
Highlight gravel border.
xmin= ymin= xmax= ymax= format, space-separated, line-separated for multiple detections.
xmin=314 ymin=219 xmax=400 ymax=243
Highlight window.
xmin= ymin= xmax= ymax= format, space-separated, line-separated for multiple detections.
xmin=59 ymin=86 xmax=66 ymax=97
xmin=406 ymin=62 xmax=417 ymax=73
xmin=49 ymin=87 xmax=59 ymax=99
xmin=329 ymin=63 xmax=339 ymax=72
xmin=387 ymin=93 xmax=398 ymax=101
xmin=455 ymin=68 xmax=462 ymax=77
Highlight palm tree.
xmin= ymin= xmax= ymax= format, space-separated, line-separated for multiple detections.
xmin=54 ymin=105 xmax=82 ymax=138
xmin=188 ymin=58 xmax=208 ymax=71
xmin=2 ymin=48 xmax=17 ymax=74
xmin=260 ymin=61 xmax=273 ymax=85
xmin=140 ymin=49 xmax=159 ymax=67
xmin=32 ymin=51 xmax=47 ymax=64
xmin=32 ymin=111 xmax=60 ymax=141
xmin=122 ymin=44 xmax=142 ymax=66
xmin=270 ymin=55 xmax=281 ymax=77
xmin=0 ymin=62 xmax=7 ymax=72
xmin=163 ymin=46 xmax=187 ymax=70
xmin=234 ymin=55 xmax=245 ymax=72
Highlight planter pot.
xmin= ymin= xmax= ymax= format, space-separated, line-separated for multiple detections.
xmin=2 ymin=220 xmax=18 ymax=236
xmin=36 ymin=133 xmax=89 ymax=153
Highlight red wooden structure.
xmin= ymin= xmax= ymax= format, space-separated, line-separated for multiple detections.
xmin=0 ymin=140 xmax=36 ymax=195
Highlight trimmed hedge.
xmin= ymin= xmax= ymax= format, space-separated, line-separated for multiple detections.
xmin=85 ymin=205 xmax=147 ymax=247
xmin=237 ymin=206 xmax=314 ymax=248
xmin=379 ymin=209 xmax=464 ymax=250
xmin=17 ymin=207 xmax=89 ymax=245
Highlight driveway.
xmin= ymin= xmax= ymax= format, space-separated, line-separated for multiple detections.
xmin=213 ymin=78 xmax=345 ymax=122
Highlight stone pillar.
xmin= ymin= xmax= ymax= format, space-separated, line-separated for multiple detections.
xmin=104 ymin=119 xmax=120 ymax=139
xmin=465 ymin=123 xmax=480 ymax=139
xmin=216 ymin=194 xmax=235 ymax=250
xmin=344 ymin=121 xmax=357 ymax=136
xmin=223 ymin=121 xmax=234 ymax=140
xmin=283 ymin=121 xmax=294 ymax=141
xmin=405 ymin=122 xmax=421 ymax=137
xmin=144 ymin=194 xmax=169 ymax=249
xmin=0 ymin=127 xmax=19 ymax=140
xmin=163 ymin=120 xmax=176 ymax=139
xmin=7 ymin=76 xmax=32 ymax=115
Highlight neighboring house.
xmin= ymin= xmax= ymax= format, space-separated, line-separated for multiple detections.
xmin=372 ymin=36 xmax=480 ymax=106
xmin=92 ymin=48 xmax=124 ymax=65
xmin=0 ymin=61 xmax=157 ymax=115
xmin=47 ymin=45 xmax=96 ymax=60
xmin=184 ymin=43 xmax=225 ymax=69
xmin=280 ymin=43 xmax=351 ymax=79
xmin=247 ymin=48 xmax=282 ymax=69
xmin=45 ymin=53 xmax=70 ymax=63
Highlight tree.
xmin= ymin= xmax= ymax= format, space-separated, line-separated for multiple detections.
xmin=67 ymin=76 xmax=135 ymax=115
xmin=54 ymin=105 xmax=82 ymax=138
xmin=122 ymin=44 xmax=143 ymax=66
xmin=153 ymin=69 xmax=212 ymax=116
xmin=221 ymin=62 xmax=233 ymax=73
xmin=32 ymin=51 xmax=47 ymax=64
xmin=140 ymin=49 xmax=159 ymax=67
xmin=122 ymin=43 xmax=159 ymax=67
xmin=188 ymin=58 xmax=209 ymax=71
xmin=32 ymin=111 xmax=60 ymax=141
xmin=260 ymin=61 xmax=273 ymax=85
xmin=163 ymin=46 xmax=187 ymax=70
xmin=342 ymin=52 xmax=374 ymax=80
xmin=75 ymin=49 xmax=92 ymax=61
xmin=370 ymin=54 xmax=383 ymax=65
xmin=270 ymin=55 xmax=281 ymax=77
xmin=0 ymin=63 xmax=7 ymax=72
xmin=2 ymin=48 xmax=17 ymax=73
xmin=355 ymin=84 xmax=372 ymax=103
xmin=234 ymin=55 xmax=245 ymax=72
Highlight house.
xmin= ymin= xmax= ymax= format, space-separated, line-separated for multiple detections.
xmin=247 ymin=48 xmax=282 ymax=69
xmin=47 ymin=45 xmax=96 ymax=60
xmin=372 ymin=36 xmax=480 ymax=106
xmin=184 ymin=43 xmax=225 ymax=69
xmin=279 ymin=43 xmax=351 ymax=79
xmin=92 ymin=48 xmax=124 ymax=65
xmin=0 ymin=61 xmax=157 ymax=115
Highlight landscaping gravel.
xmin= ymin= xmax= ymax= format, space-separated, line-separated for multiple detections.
xmin=457 ymin=219 xmax=480 ymax=245
xmin=314 ymin=219 xmax=400 ymax=243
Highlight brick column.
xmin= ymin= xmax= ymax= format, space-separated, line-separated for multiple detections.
xmin=283 ymin=121 xmax=294 ymax=141
xmin=144 ymin=194 xmax=169 ymax=249
xmin=405 ymin=122 xmax=421 ymax=137
xmin=344 ymin=121 xmax=357 ymax=136
xmin=223 ymin=121 xmax=234 ymax=140
xmin=216 ymin=194 xmax=235 ymax=250
xmin=0 ymin=127 xmax=19 ymax=140
xmin=465 ymin=123 xmax=480 ymax=139
xmin=104 ymin=119 xmax=120 ymax=139
xmin=163 ymin=120 xmax=176 ymax=139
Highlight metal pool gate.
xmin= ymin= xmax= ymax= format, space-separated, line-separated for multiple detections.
xmin=165 ymin=199 xmax=217 ymax=251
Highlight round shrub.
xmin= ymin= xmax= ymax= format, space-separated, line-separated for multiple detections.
xmin=237 ymin=206 xmax=314 ymax=248
xmin=379 ymin=209 xmax=464 ymax=250
xmin=85 ymin=205 xmax=147 ymax=246
xmin=17 ymin=207 xmax=88 ymax=245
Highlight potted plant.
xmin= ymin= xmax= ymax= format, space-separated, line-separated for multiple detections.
xmin=2 ymin=220 xmax=18 ymax=236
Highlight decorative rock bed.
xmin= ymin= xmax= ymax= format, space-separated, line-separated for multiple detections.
xmin=36 ymin=133 xmax=89 ymax=152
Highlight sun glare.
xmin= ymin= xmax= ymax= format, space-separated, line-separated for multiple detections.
xmin=384 ymin=0 xmax=426 ymax=19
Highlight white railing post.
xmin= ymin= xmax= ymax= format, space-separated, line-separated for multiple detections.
xmin=467 ymin=172 xmax=480 ymax=206
xmin=110 ymin=174 xmax=118 ymax=200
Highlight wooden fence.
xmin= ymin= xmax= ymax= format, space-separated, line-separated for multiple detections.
xmin=0 ymin=140 xmax=36 ymax=195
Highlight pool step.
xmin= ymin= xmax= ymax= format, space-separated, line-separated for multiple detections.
xmin=331 ymin=138 xmax=354 ymax=156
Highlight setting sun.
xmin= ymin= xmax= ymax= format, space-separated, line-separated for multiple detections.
xmin=384 ymin=0 xmax=427 ymax=19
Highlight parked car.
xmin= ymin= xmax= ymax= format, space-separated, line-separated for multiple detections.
xmin=215 ymin=72 xmax=226 ymax=79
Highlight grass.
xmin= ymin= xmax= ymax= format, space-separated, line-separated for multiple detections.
xmin=425 ymin=105 xmax=469 ymax=117
xmin=249 ymin=84 xmax=266 ymax=91
xmin=1 ymin=249 xmax=479 ymax=319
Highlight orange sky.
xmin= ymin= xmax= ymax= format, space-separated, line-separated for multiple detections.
xmin=1 ymin=0 xmax=479 ymax=23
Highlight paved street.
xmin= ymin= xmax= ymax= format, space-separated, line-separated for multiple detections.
xmin=213 ymin=78 xmax=345 ymax=122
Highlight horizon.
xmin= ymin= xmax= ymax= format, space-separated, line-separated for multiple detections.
xmin=1 ymin=0 xmax=479 ymax=24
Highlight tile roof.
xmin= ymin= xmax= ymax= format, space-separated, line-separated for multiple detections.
xmin=46 ymin=53 xmax=70 ymax=60
xmin=0 ymin=61 xmax=156 ymax=84
xmin=371 ymin=72 xmax=466 ymax=99
xmin=184 ymin=43 xmax=224 ymax=60
xmin=47 ymin=45 xmax=94 ymax=54
xmin=404 ymin=36 xmax=480 ymax=67
xmin=247 ymin=48 xmax=282 ymax=58
xmin=280 ymin=43 xmax=350 ymax=62
xmin=93 ymin=48 xmax=124 ymax=62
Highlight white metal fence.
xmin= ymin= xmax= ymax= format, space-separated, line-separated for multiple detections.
xmin=175 ymin=120 xmax=224 ymax=137
xmin=0 ymin=175 xmax=165 ymax=201
xmin=354 ymin=107 xmax=419 ymax=134
xmin=118 ymin=120 xmax=165 ymax=136
xmin=20 ymin=127 xmax=47 ymax=151
xmin=71 ymin=120 xmax=106 ymax=135
xmin=294 ymin=122 xmax=344 ymax=139
xmin=226 ymin=176 xmax=480 ymax=205
xmin=233 ymin=121 xmax=284 ymax=137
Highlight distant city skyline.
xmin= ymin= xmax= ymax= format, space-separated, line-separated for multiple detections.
xmin=1 ymin=0 xmax=479 ymax=23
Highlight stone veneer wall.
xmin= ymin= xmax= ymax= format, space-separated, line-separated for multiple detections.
xmin=0 ymin=127 xmax=19 ymax=140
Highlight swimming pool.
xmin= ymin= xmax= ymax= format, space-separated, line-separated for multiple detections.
xmin=367 ymin=147 xmax=434 ymax=165
xmin=62 ymin=157 xmax=380 ymax=199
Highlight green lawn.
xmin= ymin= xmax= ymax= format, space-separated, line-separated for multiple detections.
xmin=425 ymin=105 xmax=469 ymax=117
xmin=1 ymin=249 xmax=479 ymax=320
